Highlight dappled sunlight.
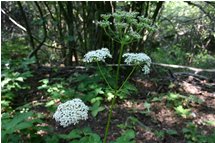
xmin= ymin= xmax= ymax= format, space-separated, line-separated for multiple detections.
xmin=180 ymin=81 xmax=202 ymax=94
xmin=153 ymin=107 xmax=178 ymax=126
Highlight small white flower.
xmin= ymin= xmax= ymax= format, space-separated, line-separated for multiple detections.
xmin=123 ymin=53 xmax=151 ymax=74
xmin=142 ymin=65 xmax=150 ymax=75
xmin=123 ymin=53 xmax=151 ymax=65
xmin=83 ymin=48 xmax=112 ymax=63
xmin=53 ymin=98 xmax=89 ymax=127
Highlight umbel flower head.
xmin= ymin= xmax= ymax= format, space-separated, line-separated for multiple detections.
xmin=83 ymin=48 xmax=112 ymax=63
xmin=53 ymin=98 xmax=89 ymax=127
xmin=123 ymin=53 xmax=152 ymax=74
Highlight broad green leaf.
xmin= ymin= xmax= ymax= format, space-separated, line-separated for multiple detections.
xmin=91 ymin=106 xmax=105 ymax=117
xmin=88 ymin=133 xmax=102 ymax=143
xmin=5 ymin=112 xmax=33 ymax=131
xmin=90 ymin=101 xmax=105 ymax=117
xmin=14 ymin=122 xmax=33 ymax=130
xmin=58 ymin=129 xmax=82 ymax=139
xmin=114 ymin=129 xmax=135 ymax=143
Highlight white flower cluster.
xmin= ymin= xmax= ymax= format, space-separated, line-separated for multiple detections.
xmin=123 ymin=53 xmax=151 ymax=74
xmin=83 ymin=48 xmax=112 ymax=63
xmin=53 ymin=98 xmax=89 ymax=127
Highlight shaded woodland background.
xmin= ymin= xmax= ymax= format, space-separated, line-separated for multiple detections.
xmin=2 ymin=1 xmax=215 ymax=68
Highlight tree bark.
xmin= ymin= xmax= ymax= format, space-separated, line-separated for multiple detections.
xmin=28 ymin=2 xmax=47 ymax=59
xmin=17 ymin=2 xmax=36 ymax=58
xmin=152 ymin=1 xmax=164 ymax=25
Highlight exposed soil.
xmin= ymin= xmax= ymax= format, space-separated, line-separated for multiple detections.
xmin=13 ymin=67 xmax=215 ymax=143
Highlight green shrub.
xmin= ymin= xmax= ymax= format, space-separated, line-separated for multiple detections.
xmin=192 ymin=50 xmax=215 ymax=68
xmin=150 ymin=45 xmax=187 ymax=65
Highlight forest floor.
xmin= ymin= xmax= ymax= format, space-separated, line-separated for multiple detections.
xmin=14 ymin=67 xmax=215 ymax=143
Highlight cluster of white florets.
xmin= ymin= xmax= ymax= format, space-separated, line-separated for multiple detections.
xmin=123 ymin=53 xmax=151 ymax=74
xmin=53 ymin=98 xmax=89 ymax=128
xmin=83 ymin=48 xmax=112 ymax=63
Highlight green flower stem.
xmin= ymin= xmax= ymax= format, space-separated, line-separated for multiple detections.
xmin=103 ymin=93 xmax=116 ymax=143
xmin=115 ymin=42 xmax=125 ymax=90
xmin=96 ymin=61 xmax=113 ymax=90
xmin=104 ymin=28 xmax=120 ymax=43
xmin=103 ymin=42 xmax=125 ymax=143
xmin=118 ymin=65 xmax=137 ymax=92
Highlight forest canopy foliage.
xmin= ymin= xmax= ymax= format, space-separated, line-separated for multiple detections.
xmin=2 ymin=1 xmax=215 ymax=67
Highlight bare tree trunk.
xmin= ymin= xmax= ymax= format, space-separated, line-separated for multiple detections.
xmin=28 ymin=2 xmax=47 ymax=60
xmin=17 ymin=2 xmax=38 ymax=63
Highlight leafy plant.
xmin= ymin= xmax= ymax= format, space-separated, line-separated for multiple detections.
xmin=140 ymin=101 xmax=151 ymax=115
xmin=154 ymin=129 xmax=178 ymax=140
xmin=111 ymin=129 xmax=136 ymax=143
xmin=183 ymin=122 xmax=215 ymax=143
xmin=166 ymin=92 xmax=204 ymax=108
xmin=166 ymin=92 xmax=185 ymax=107
xmin=90 ymin=100 xmax=105 ymax=117
xmin=154 ymin=130 xmax=165 ymax=140
xmin=58 ymin=127 xmax=102 ymax=143
xmin=90 ymin=10 xmax=155 ymax=143
xmin=174 ymin=105 xmax=191 ymax=118
xmin=38 ymin=78 xmax=66 ymax=99
xmin=192 ymin=50 xmax=215 ymax=69
xmin=1 ymin=59 xmax=34 ymax=112
xmin=150 ymin=45 xmax=187 ymax=65
xmin=1 ymin=111 xmax=44 ymax=143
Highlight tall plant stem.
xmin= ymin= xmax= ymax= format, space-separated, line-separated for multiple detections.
xmin=96 ymin=61 xmax=113 ymax=90
xmin=103 ymin=94 xmax=116 ymax=143
xmin=118 ymin=65 xmax=137 ymax=92
xmin=103 ymin=42 xmax=125 ymax=143
xmin=115 ymin=43 xmax=125 ymax=90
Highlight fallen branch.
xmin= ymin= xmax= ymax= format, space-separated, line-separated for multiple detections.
xmin=152 ymin=63 xmax=215 ymax=73
xmin=38 ymin=62 xmax=215 ymax=74
xmin=106 ymin=63 xmax=215 ymax=73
